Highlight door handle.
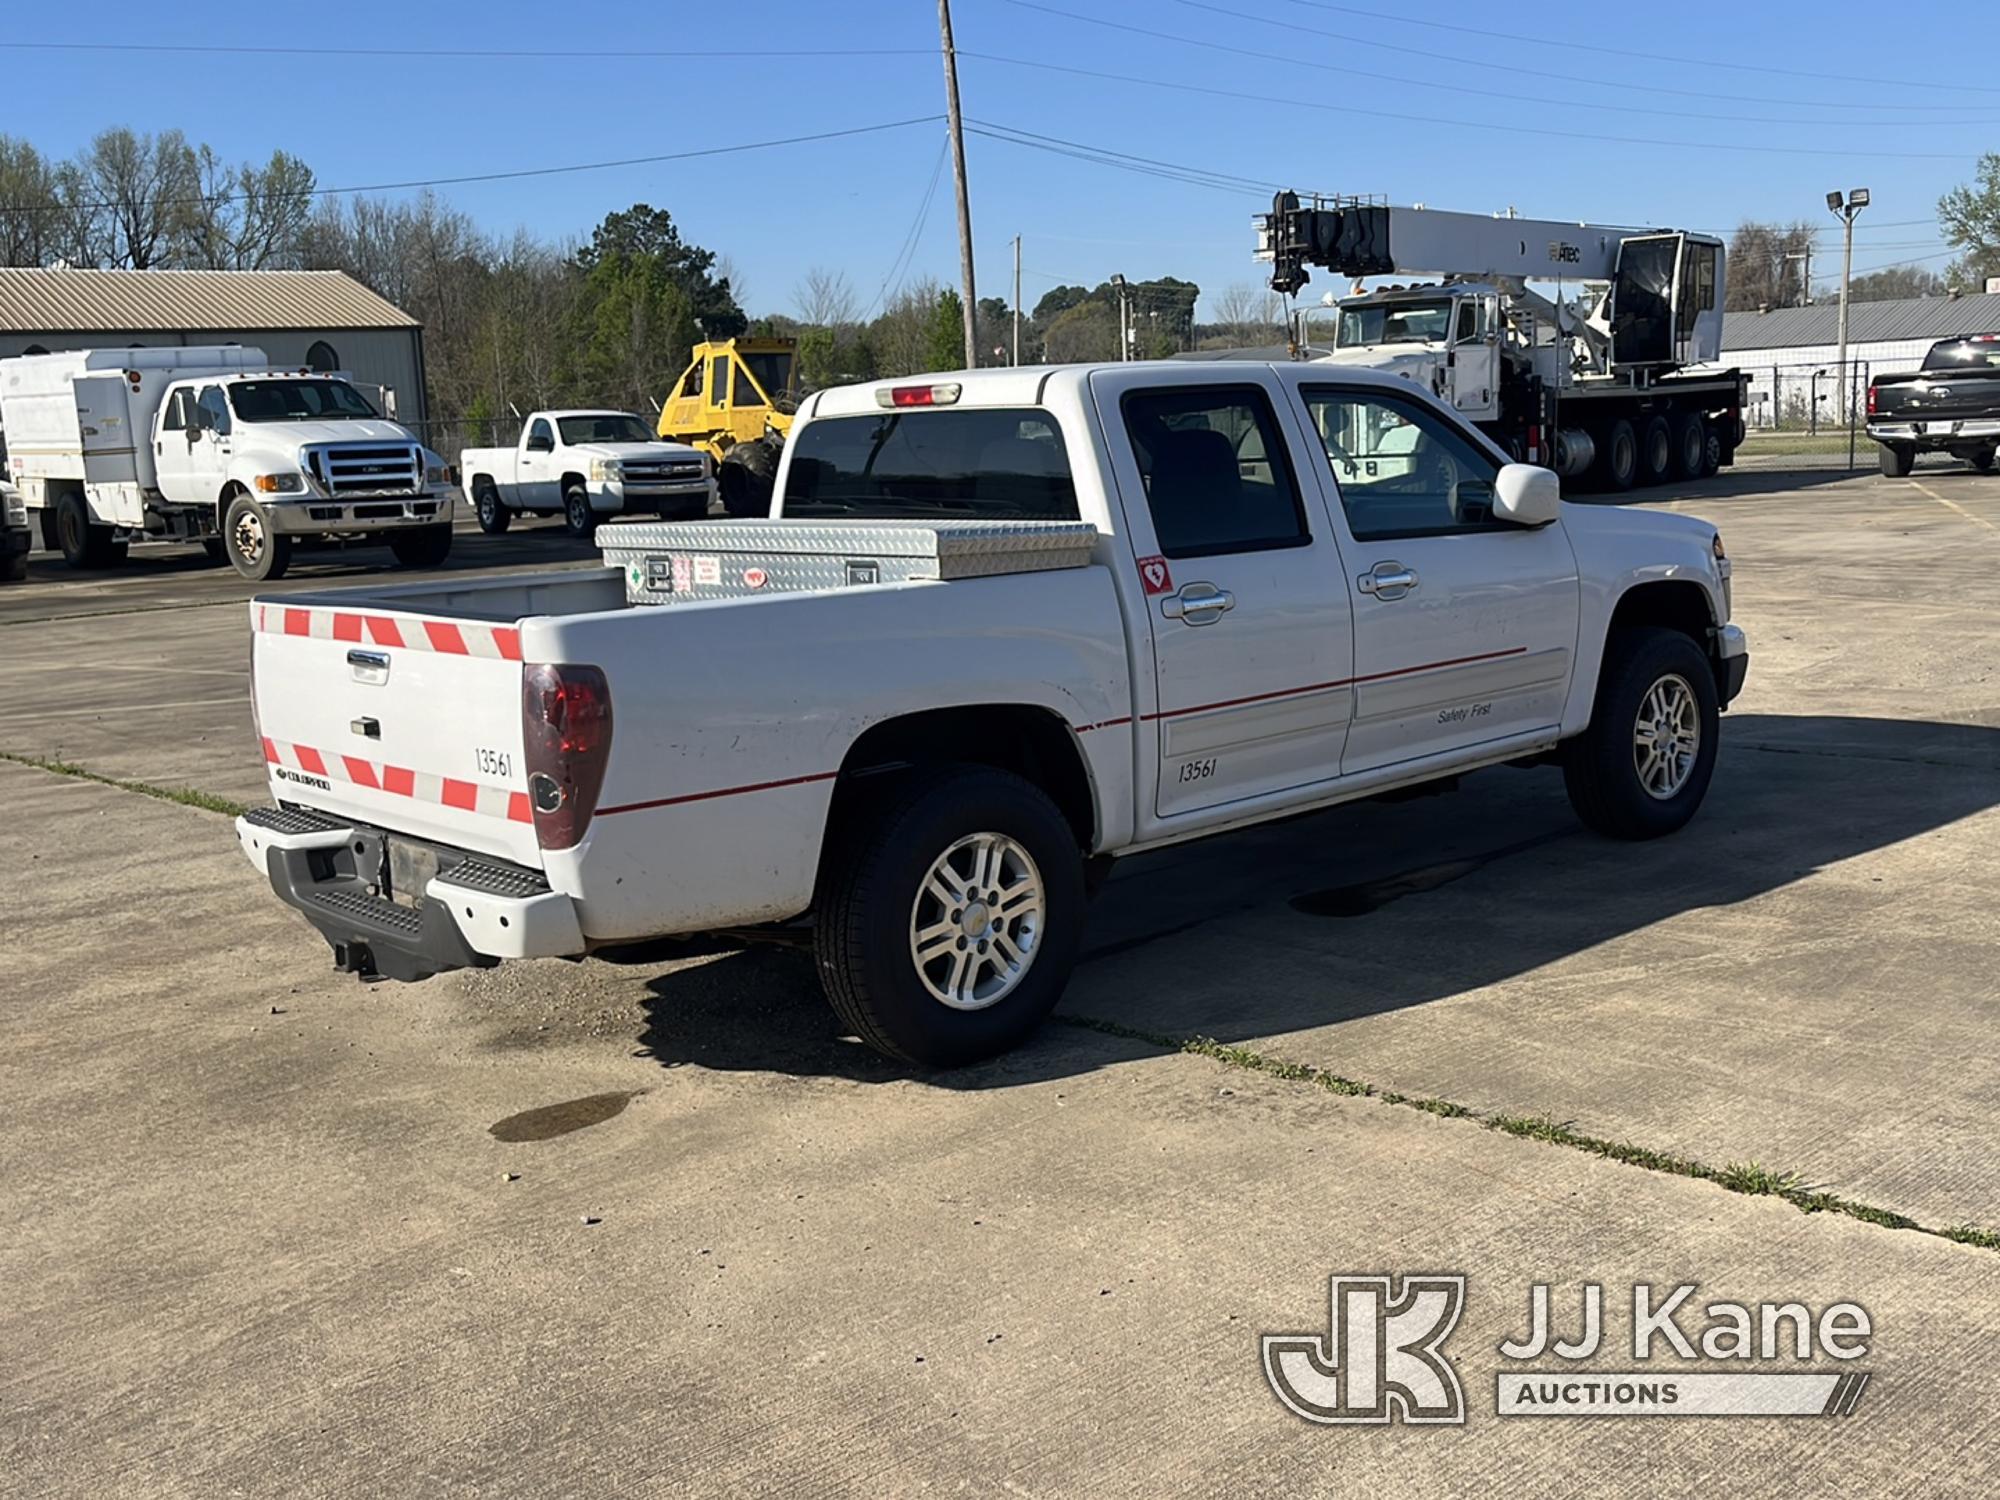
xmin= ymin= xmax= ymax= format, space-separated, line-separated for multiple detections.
xmin=1161 ymin=582 xmax=1235 ymax=625
xmin=1357 ymin=562 xmax=1419 ymax=600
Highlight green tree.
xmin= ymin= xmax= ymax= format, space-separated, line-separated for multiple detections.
xmin=927 ymin=288 xmax=966 ymax=371
xmin=576 ymin=204 xmax=746 ymax=338
xmin=1939 ymin=154 xmax=2000 ymax=292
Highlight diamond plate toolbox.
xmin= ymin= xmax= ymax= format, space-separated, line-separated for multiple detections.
xmin=599 ymin=518 xmax=1099 ymax=605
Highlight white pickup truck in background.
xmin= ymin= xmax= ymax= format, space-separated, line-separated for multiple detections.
xmin=236 ymin=361 xmax=1747 ymax=1066
xmin=0 ymin=346 xmax=457 ymax=578
xmin=459 ymin=410 xmax=712 ymax=537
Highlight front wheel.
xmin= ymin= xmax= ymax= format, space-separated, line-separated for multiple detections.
xmin=224 ymin=493 xmax=292 ymax=580
xmin=388 ymin=524 xmax=453 ymax=569
xmin=1562 ymin=628 xmax=1720 ymax=840
xmin=813 ymin=766 xmax=1086 ymax=1067
xmin=1971 ymin=447 xmax=1996 ymax=474
xmin=1878 ymin=443 xmax=1915 ymax=477
xmin=563 ymin=484 xmax=598 ymax=538
xmin=474 ymin=480 xmax=511 ymax=534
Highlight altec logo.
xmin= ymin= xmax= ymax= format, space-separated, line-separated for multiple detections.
xmin=1263 ymin=1275 xmax=1468 ymax=1425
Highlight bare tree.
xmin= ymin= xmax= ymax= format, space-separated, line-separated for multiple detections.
xmin=0 ymin=137 xmax=62 ymax=266
xmin=186 ymin=148 xmax=317 ymax=270
xmin=795 ymin=266 xmax=859 ymax=329
xmin=1211 ymin=281 xmax=1284 ymax=343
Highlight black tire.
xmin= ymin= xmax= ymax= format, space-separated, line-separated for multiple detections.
xmin=813 ymin=766 xmax=1086 ymax=1068
xmin=1637 ymin=414 xmax=1673 ymax=486
xmin=388 ymin=524 xmax=453 ymax=569
xmin=38 ymin=507 xmax=59 ymax=552
xmin=1672 ymin=412 xmax=1708 ymax=481
xmin=1971 ymin=448 xmax=1996 ymax=474
xmin=719 ymin=436 xmax=780 ymax=518
xmin=2 ymin=548 xmax=26 ymax=583
xmin=201 ymin=537 xmax=228 ymax=565
xmin=473 ymin=479 xmax=511 ymax=534
xmin=223 ymin=492 xmax=292 ymax=581
xmin=55 ymin=490 xmax=118 ymax=569
xmin=563 ymin=484 xmax=597 ymax=538
xmin=1562 ymin=627 xmax=1721 ymax=841
xmin=1700 ymin=425 xmax=1723 ymax=477
xmin=1877 ymin=442 xmax=1915 ymax=478
xmin=1599 ymin=419 xmax=1638 ymax=491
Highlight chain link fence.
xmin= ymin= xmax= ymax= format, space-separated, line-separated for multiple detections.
xmin=1731 ymin=359 xmax=1872 ymax=472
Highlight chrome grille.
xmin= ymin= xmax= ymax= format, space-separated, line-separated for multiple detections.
xmin=304 ymin=443 xmax=422 ymax=497
xmin=622 ymin=460 xmax=706 ymax=487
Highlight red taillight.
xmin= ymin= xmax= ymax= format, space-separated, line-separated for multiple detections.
xmin=877 ymin=382 xmax=962 ymax=409
xmin=521 ymin=663 xmax=613 ymax=851
xmin=891 ymin=386 xmax=934 ymax=406
xmin=1866 ymin=384 xmax=1878 ymax=415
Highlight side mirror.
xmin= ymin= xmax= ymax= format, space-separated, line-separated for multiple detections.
xmin=1493 ymin=463 xmax=1561 ymax=527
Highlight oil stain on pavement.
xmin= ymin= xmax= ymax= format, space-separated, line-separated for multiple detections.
xmin=489 ymin=1090 xmax=647 ymax=1142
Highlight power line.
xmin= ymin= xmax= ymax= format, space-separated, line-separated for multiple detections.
xmin=0 ymin=38 xmax=935 ymax=62
xmin=860 ymin=140 xmax=950 ymax=322
xmin=1167 ymin=0 xmax=2000 ymax=113
xmin=1273 ymin=0 xmax=2000 ymax=99
xmin=957 ymin=51 xmax=1979 ymax=161
xmin=0 ymin=116 xmax=944 ymax=218
xmin=964 ymin=120 xmax=1282 ymax=197
xmin=1003 ymin=0 xmax=2000 ymax=129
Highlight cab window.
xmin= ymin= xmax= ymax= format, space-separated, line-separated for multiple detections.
xmin=1120 ymin=385 xmax=1307 ymax=559
xmin=1302 ymin=386 xmax=1502 ymax=540
xmin=733 ymin=361 xmax=763 ymax=407
xmin=681 ymin=362 xmax=704 ymax=399
xmin=526 ymin=418 xmax=554 ymax=452
xmin=196 ymin=386 xmax=231 ymax=436
xmin=160 ymin=389 xmax=191 ymax=432
xmin=708 ymin=359 xmax=730 ymax=405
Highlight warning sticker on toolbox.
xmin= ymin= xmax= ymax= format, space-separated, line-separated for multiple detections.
xmin=692 ymin=555 xmax=721 ymax=586
xmin=673 ymin=555 xmax=693 ymax=591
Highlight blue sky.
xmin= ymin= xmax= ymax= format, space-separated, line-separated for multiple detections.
xmin=8 ymin=0 xmax=1996 ymax=319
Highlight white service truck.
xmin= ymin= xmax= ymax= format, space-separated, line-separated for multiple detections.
xmin=235 ymin=361 xmax=1747 ymax=1067
xmin=459 ymin=411 xmax=712 ymax=537
xmin=0 ymin=346 xmax=457 ymax=579
xmin=1260 ymin=194 xmax=1751 ymax=490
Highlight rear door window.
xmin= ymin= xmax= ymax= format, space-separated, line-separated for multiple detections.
xmin=1119 ymin=384 xmax=1306 ymax=558
xmin=783 ymin=408 xmax=1078 ymax=520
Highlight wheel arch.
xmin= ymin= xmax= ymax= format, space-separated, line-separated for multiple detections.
xmin=1607 ymin=578 xmax=1715 ymax=645
xmin=215 ymin=479 xmax=249 ymax=532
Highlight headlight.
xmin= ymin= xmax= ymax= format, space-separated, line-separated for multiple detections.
xmin=425 ymin=463 xmax=452 ymax=486
xmin=589 ymin=458 xmax=624 ymax=483
xmin=253 ymin=472 xmax=304 ymax=494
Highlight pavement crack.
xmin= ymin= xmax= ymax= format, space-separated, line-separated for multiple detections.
xmin=0 ymin=749 xmax=245 ymax=817
xmin=1057 ymin=1014 xmax=2000 ymax=1255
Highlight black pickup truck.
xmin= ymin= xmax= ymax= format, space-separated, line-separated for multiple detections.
xmin=1867 ymin=334 xmax=2000 ymax=475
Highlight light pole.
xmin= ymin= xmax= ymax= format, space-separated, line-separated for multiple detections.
xmin=1827 ymin=188 xmax=1870 ymax=418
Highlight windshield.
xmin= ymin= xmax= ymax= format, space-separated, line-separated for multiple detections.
xmin=783 ymin=408 xmax=1078 ymax=521
xmin=557 ymin=413 xmax=654 ymax=444
xmin=1335 ymin=299 xmax=1454 ymax=347
xmin=1922 ymin=337 xmax=2000 ymax=371
xmin=740 ymin=351 xmax=795 ymax=402
xmin=227 ymin=379 xmax=378 ymax=422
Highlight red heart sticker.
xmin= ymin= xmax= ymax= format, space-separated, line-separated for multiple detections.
xmin=1137 ymin=555 xmax=1173 ymax=596
xmin=743 ymin=567 xmax=768 ymax=589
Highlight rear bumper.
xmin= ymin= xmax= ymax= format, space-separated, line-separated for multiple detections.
xmin=235 ymin=807 xmax=584 ymax=981
xmin=1867 ymin=420 xmax=2000 ymax=445
xmin=264 ymin=491 xmax=458 ymax=535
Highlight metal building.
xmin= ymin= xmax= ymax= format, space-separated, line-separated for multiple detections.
xmin=0 ymin=267 xmax=427 ymax=425
xmin=1719 ymin=292 xmax=2000 ymax=428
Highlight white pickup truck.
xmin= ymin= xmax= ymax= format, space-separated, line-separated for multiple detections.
xmin=0 ymin=346 xmax=456 ymax=579
xmin=236 ymin=362 xmax=1747 ymax=1066
xmin=460 ymin=411 xmax=712 ymax=537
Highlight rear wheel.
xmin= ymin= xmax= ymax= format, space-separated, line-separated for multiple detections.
xmin=1700 ymin=425 xmax=1723 ymax=477
xmin=813 ymin=766 xmax=1085 ymax=1067
xmin=223 ymin=492 xmax=291 ymax=581
xmin=1563 ymin=627 xmax=1720 ymax=840
xmin=563 ymin=483 xmax=597 ymax=538
xmin=1673 ymin=412 xmax=1708 ymax=481
xmin=1877 ymin=442 xmax=1915 ymax=477
xmin=55 ymin=491 xmax=121 ymax=569
xmin=1638 ymin=415 xmax=1673 ymax=486
xmin=388 ymin=524 xmax=453 ymax=568
xmin=474 ymin=479 xmax=511 ymax=534
xmin=1598 ymin=419 xmax=1638 ymax=491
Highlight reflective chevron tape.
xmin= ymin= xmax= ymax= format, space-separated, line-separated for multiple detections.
xmin=262 ymin=737 xmax=531 ymax=824
xmin=253 ymin=603 xmax=522 ymax=661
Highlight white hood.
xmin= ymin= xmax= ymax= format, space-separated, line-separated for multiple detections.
xmin=572 ymin=440 xmax=706 ymax=462
xmin=239 ymin=418 xmax=420 ymax=449
xmin=1308 ymin=346 xmax=1444 ymax=384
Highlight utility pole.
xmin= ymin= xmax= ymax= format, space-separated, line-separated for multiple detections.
xmin=938 ymin=0 xmax=977 ymax=369
xmin=1008 ymin=241 xmax=1024 ymax=374
xmin=1783 ymin=246 xmax=1812 ymax=306
xmin=1827 ymin=188 xmax=1870 ymax=419
xmin=1110 ymin=274 xmax=1129 ymax=361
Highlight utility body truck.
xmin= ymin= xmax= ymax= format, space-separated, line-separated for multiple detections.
xmin=460 ymin=411 xmax=713 ymax=537
xmin=0 ymin=346 xmax=456 ymax=579
xmin=1259 ymin=194 xmax=1750 ymax=491
xmin=1865 ymin=333 xmax=2000 ymax=475
xmin=236 ymin=361 xmax=1747 ymax=1067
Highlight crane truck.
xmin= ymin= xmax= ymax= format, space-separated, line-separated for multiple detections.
xmin=1257 ymin=193 xmax=1749 ymax=490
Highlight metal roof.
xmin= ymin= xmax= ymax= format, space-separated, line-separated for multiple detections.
xmin=1724 ymin=292 xmax=2000 ymax=351
xmin=0 ymin=268 xmax=418 ymax=334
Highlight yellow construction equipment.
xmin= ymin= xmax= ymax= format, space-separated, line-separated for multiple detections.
xmin=658 ymin=336 xmax=798 ymax=516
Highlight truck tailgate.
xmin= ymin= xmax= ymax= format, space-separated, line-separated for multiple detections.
xmin=250 ymin=601 xmax=540 ymax=867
